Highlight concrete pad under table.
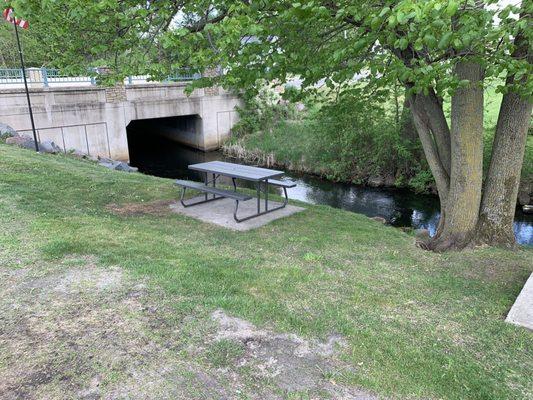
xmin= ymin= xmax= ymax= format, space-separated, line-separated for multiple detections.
xmin=170 ymin=196 xmax=305 ymax=231
xmin=506 ymin=272 xmax=533 ymax=331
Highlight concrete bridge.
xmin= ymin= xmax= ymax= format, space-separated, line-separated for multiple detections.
xmin=0 ymin=82 xmax=241 ymax=160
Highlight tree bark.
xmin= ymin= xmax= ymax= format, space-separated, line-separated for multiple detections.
xmin=400 ymin=101 xmax=417 ymax=142
xmin=476 ymin=30 xmax=532 ymax=247
xmin=399 ymin=6 xmax=531 ymax=252
xmin=428 ymin=61 xmax=484 ymax=251
xmin=421 ymin=90 xmax=452 ymax=177
xmin=409 ymin=94 xmax=450 ymax=199
xmin=408 ymin=93 xmax=450 ymax=243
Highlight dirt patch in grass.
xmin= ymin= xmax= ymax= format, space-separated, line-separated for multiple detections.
xmin=106 ymin=200 xmax=175 ymax=217
xmin=0 ymin=258 xmax=207 ymax=400
xmin=0 ymin=258 xmax=381 ymax=399
xmin=206 ymin=310 xmax=378 ymax=399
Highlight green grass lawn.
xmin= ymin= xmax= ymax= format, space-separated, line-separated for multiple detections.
xmin=0 ymin=143 xmax=532 ymax=399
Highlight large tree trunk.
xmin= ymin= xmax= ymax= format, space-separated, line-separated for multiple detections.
xmin=399 ymin=5 xmax=531 ymax=252
xmin=476 ymin=30 xmax=532 ymax=247
xmin=408 ymin=92 xmax=450 ymax=242
xmin=422 ymin=90 xmax=451 ymax=177
xmin=427 ymin=62 xmax=484 ymax=251
xmin=399 ymin=102 xmax=417 ymax=142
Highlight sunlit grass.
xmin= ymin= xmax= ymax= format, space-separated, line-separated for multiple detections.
xmin=0 ymin=144 xmax=531 ymax=400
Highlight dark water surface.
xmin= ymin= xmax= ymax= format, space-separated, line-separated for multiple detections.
xmin=127 ymin=133 xmax=533 ymax=245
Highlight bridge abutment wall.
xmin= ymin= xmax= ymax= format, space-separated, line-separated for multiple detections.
xmin=0 ymin=83 xmax=241 ymax=160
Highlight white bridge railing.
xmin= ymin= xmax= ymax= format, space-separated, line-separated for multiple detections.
xmin=0 ymin=67 xmax=201 ymax=88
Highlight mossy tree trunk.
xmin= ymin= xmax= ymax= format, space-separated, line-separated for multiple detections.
xmin=429 ymin=62 xmax=484 ymax=251
xmin=408 ymin=91 xmax=450 ymax=243
xmin=409 ymin=62 xmax=485 ymax=250
xmin=409 ymin=55 xmax=531 ymax=250
xmin=476 ymin=30 xmax=533 ymax=247
xmin=403 ymin=5 xmax=531 ymax=252
xmin=399 ymin=103 xmax=417 ymax=142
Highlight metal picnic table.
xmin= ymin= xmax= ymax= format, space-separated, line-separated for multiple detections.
xmin=175 ymin=161 xmax=296 ymax=222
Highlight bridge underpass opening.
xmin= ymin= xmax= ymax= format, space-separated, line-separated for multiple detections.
xmin=127 ymin=115 xmax=219 ymax=180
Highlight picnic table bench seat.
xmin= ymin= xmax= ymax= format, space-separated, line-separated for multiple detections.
xmin=267 ymin=179 xmax=297 ymax=188
xmin=175 ymin=179 xmax=252 ymax=201
xmin=176 ymin=178 xmax=254 ymax=222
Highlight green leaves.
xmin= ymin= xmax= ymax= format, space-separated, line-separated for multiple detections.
xmin=438 ymin=32 xmax=452 ymax=50
xmin=11 ymin=0 xmax=527 ymax=99
xmin=398 ymin=37 xmax=409 ymax=50
xmin=423 ymin=33 xmax=438 ymax=49
xmin=379 ymin=6 xmax=391 ymax=17
xmin=445 ymin=1 xmax=459 ymax=17
xmin=396 ymin=10 xmax=407 ymax=24
xmin=353 ymin=39 xmax=367 ymax=52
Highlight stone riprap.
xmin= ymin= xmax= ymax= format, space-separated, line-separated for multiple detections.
xmin=4 ymin=133 xmax=62 ymax=154
xmin=98 ymin=157 xmax=139 ymax=173
xmin=0 ymin=122 xmax=17 ymax=138
xmin=2 ymin=130 xmax=136 ymax=171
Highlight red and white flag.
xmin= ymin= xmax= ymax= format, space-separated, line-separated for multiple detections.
xmin=2 ymin=6 xmax=29 ymax=29
xmin=2 ymin=6 xmax=13 ymax=22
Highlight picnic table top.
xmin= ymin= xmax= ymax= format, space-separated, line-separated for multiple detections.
xmin=189 ymin=161 xmax=284 ymax=181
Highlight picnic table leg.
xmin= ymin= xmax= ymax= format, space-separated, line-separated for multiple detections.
xmin=233 ymin=181 xmax=291 ymax=223
xmin=204 ymin=172 xmax=208 ymax=201
xmin=265 ymin=179 xmax=268 ymax=211
xmin=257 ymin=182 xmax=261 ymax=213
xmin=212 ymin=173 xmax=216 ymax=199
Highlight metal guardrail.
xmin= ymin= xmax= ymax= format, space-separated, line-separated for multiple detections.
xmin=0 ymin=67 xmax=201 ymax=87
xmin=166 ymin=71 xmax=202 ymax=82
xmin=126 ymin=71 xmax=201 ymax=84
xmin=0 ymin=68 xmax=24 ymax=83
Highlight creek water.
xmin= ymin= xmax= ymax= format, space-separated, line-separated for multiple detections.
xmin=127 ymin=133 xmax=533 ymax=245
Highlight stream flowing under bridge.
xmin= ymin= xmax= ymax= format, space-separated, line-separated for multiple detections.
xmin=0 ymin=70 xmax=241 ymax=160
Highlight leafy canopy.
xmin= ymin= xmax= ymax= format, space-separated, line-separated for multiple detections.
xmin=12 ymin=0 xmax=532 ymax=96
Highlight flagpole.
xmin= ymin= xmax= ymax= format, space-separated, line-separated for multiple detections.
xmin=13 ymin=14 xmax=39 ymax=152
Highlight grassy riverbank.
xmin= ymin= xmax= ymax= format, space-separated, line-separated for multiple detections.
xmin=225 ymin=85 xmax=532 ymax=192
xmin=224 ymin=123 xmax=533 ymax=191
xmin=1 ymin=143 xmax=532 ymax=399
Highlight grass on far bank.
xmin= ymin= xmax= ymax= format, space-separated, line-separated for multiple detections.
xmin=229 ymin=121 xmax=533 ymax=184
xmin=0 ymin=143 xmax=532 ymax=399
xmin=227 ymin=84 xmax=532 ymax=189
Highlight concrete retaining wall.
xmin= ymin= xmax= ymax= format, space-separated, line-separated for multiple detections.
xmin=0 ymin=83 xmax=241 ymax=160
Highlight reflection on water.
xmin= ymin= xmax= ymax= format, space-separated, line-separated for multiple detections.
xmin=127 ymin=134 xmax=532 ymax=246
xmin=513 ymin=221 xmax=533 ymax=246
xmin=285 ymin=175 xmax=441 ymax=233
xmin=284 ymin=173 xmax=532 ymax=245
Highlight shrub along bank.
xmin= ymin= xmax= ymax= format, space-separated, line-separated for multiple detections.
xmin=224 ymin=86 xmax=532 ymax=196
